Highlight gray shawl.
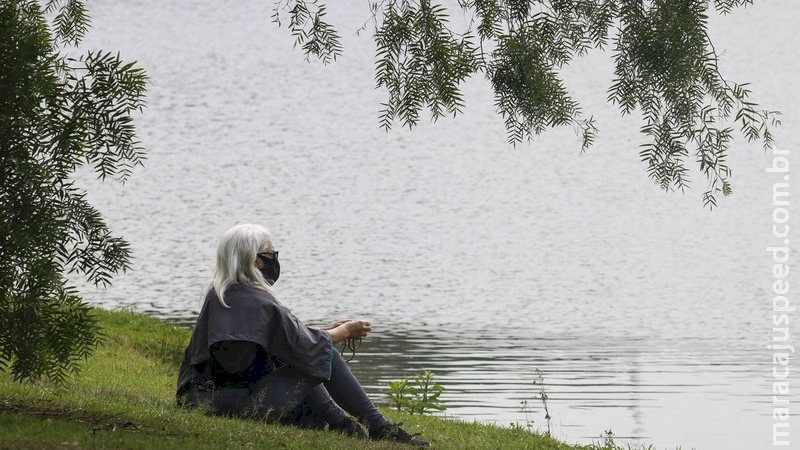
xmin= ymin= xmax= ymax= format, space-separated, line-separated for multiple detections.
xmin=176 ymin=284 xmax=333 ymax=402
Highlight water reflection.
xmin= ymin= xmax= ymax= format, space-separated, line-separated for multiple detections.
xmin=350 ymin=331 xmax=766 ymax=449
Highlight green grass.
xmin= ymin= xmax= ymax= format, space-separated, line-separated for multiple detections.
xmin=0 ymin=308 xmax=659 ymax=449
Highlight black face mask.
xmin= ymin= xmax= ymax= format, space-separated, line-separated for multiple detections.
xmin=258 ymin=254 xmax=280 ymax=286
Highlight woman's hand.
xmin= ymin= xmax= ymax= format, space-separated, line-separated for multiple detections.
xmin=327 ymin=320 xmax=371 ymax=344
xmin=344 ymin=320 xmax=371 ymax=339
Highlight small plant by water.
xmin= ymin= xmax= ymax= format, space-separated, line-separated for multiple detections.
xmin=386 ymin=370 xmax=446 ymax=415
xmin=533 ymin=368 xmax=552 ymax=436
xmin=516 ymin=399 xmax=535 ymax=432
xmin=513 ymin=368 xmax=553 ymax=435
xmin=600 ymin=429 xmax=617 ymax=449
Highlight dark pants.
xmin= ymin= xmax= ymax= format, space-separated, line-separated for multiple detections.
xmin=186 ymin=351 xmax=387 ymax=430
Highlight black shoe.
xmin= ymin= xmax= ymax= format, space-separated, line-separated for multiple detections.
xmin=369 ymin=421 xmax=429 ymax=447
xmin=328 ymin=416 xmax=367 ymax=439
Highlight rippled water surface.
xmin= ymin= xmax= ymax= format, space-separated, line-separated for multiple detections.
xmin=73 ymin=1 xmax=799 ymax=449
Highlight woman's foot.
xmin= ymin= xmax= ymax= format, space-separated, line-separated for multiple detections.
xmin=328 ymin=416 xmax=367 ymax=438
xmin=369 ymin=421 xmax=429 ymax=447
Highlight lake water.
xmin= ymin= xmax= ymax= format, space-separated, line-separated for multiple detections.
xmin=72 ymin=1 xmax=799 ymax=449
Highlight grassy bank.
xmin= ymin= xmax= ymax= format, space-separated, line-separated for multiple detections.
xmin=0 ymin=309 xmax=643 ymax=449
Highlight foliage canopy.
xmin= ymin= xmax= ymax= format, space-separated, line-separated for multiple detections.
xmin=273 ymin=0 xmax=780 ymax=208
xmin=0 ymin=0 xmax=146 ymax=381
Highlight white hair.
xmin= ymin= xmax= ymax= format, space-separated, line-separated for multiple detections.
xmin=209 ymin=223 xmax=275 ymax=308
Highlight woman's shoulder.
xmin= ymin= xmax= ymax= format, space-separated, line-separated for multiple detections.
xmin=223 ymin=284 xmax=280 ymax=306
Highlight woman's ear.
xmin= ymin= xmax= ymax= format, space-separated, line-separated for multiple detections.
xmin=255 ymin=257 xmax=264 ymax=269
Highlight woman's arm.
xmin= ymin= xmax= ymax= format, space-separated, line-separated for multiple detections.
xmin=322 ymin=320 xmax=348 ymax=330
xmin=327 ymin=320 xmax=371 ymax=345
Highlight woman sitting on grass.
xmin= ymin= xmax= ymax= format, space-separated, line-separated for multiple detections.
xmin=176 ymin=223 xmax=428 ymax=447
